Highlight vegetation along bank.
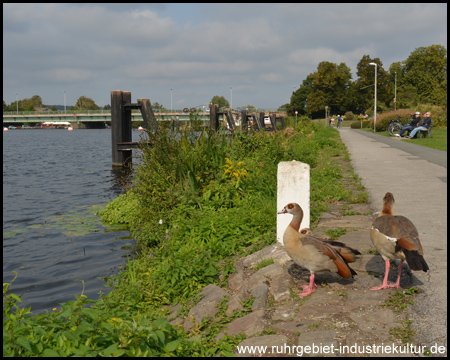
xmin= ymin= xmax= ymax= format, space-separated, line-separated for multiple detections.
xmin=5 ymin=118 xmax=372 ymax=356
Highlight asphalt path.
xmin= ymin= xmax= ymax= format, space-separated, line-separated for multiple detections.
xmin=338 ymin=128 xmax=447 ymax=354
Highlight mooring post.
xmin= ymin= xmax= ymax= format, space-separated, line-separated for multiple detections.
xmin=111 ymin=90 xmax=132 ymax=167
xmin=258 ymin=111 xmax=265 ymax=131
xmin=226 ymin=109 xmax=236 ymax=130
xmin=137 ymin=98 xmax=157 ymax=132
xmin=210 ymin=104 xmax=219 ymax=131
xmin=270 ymin=113 xmax=278 ymax=132
xmin=241 ymin=109 xmax=248 ymax=131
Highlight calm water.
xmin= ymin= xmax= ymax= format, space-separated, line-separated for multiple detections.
xmin=3 ymin=128 xmax=142 ymax=313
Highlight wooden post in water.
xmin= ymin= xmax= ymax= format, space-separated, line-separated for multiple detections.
xmin=111 ymin=90 xmax=133 ymax=167
xmin=225 ymin=109 xmax=236 ymax=130
xmin=210 ymin=104 xmax=219 ymax=131
xmin=240 ymin=110 xmax=247 ymax=131
xmin=137 ymin=98 xmax=157 ymax=132
xmin=258 ymin=111 xmax=265 ymax=131
xmin=270 ymin=113 xmax=278 ymax=132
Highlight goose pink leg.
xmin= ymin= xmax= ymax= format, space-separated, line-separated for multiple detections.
xmin=298 ymin=274 xmax=317 ymax=297
xmin=370 ymin=260 xmax=403 ymax=290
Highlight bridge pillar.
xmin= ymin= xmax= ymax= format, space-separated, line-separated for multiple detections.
xmin=111 ymin=90 xmax=132 ymax=167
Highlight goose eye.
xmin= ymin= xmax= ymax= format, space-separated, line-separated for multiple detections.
xmin=288 ymin=204 xmax=294 ymax=209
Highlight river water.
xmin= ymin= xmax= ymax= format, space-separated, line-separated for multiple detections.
xmin=3 ymin=128 xmax=142 ymax=313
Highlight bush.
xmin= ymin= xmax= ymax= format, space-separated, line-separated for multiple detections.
xmin=351 ymin=120 xmax=370 ymax=129
xmin=368 ymin=109 xmax=412 ymax=132
xmin=344 ymin=111 xmax=355 ymax=121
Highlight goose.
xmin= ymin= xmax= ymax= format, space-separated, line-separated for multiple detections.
xmin=370 ymin=192 xmax=429 ymax=290
xmin=278 ymin=203 xmax=358 ymax=297
xmin=300 ymin=228 xmax=361 ymax=263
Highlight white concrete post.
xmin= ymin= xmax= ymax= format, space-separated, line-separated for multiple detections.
xmin=277 ymin=161 xmax=310 ymax=244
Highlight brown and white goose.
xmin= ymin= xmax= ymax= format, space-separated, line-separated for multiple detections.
xmin=278 ymin=203 xmax=359 ymax=297
xmin=300 ymin=228 xmax=361 ymax=264
xmin=370 ymin=192 xmax=429 ymax=290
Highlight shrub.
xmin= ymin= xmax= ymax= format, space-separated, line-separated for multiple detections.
xmin=351 ymin=120 xmax=370 ymax=129
xmin=368 ymin=109 xmax=412 ymax=132
xmin=344 ymin=111 xmax=355 ymax=121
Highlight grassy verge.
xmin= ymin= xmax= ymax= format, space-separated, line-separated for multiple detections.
xmin=4 ymin=122 xmax=368 ymax=356
xmin=356 ymin=127 xmax=447 ymax=151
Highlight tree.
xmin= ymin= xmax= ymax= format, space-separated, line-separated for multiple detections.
xmin=301 ymin=61 xmax=353 ymax=117
xmin=354 ymin=55 xmax=390 ymax=111
xmin=287 ymin=76 xmax=313 ymax=116
xmin=72 ymin=96 xmax=99 ymax=110
xmin=403 ymin=45 xmax=447 ymax=106
xmin=210 ymin=96 xmax=229 ymax=109
xmin=19 ymin=95 xmax=43 ymax=111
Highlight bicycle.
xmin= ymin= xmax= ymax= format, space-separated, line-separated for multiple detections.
xmin=386 ymin=116 xmax=403 ymax=136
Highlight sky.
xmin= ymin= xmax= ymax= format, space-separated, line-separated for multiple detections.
xmin=3 ymin=3 xmax=447 ymax=110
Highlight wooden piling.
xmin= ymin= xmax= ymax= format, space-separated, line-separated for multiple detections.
xmin=241 ymin=110 xmax=248 ymax=131
xmin=225 ymin=109 xmax=236 ymax=130
xmin=259 ymin=111 xmax=265 ymax=130
xmin=111 ymin=90 xmax=133 ymax=167
xmin=137 ymin=98 xmax=157 ymax=132
xmin=210 ymin=104 xmax=219 ymax=131
xmin=270 ymin=114 xmax=278 ymax=132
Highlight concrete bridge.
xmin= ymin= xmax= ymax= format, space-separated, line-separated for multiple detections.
xmin=2 ymin=111 xmax=210 ymax=124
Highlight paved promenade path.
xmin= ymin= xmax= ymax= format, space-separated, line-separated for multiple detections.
xmin=338 ymin=128 xmax=447 ymax=353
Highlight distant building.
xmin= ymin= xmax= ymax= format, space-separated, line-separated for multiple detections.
xmin=34 ymin=107 xmax=50 ymax=114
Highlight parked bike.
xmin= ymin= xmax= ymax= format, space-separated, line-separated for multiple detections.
xmin=386 ymin=116 xmax=403 ymax=136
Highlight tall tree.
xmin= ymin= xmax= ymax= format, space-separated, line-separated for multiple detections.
xmin=355 ymin=55 xmax=390 ymax=111
xmin=72 ymin=96 xmax=99 ymax=110
xmin=403 ymin=45 xmax=447 ymax=106
xmin=304 ymin=61 xmax=353 ymax=117
xmin=210 ymin=96 xmax=229 ymax=109
xmin=287 ymin=76 xmax=313 ymax=116
xmin=20 ymin=95 xmax=43 ymax=111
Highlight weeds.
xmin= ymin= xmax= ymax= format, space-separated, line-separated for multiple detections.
xmin=5 ymin=120 xmax=367 ymax=356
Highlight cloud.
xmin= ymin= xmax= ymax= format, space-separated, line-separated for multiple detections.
xmin=3 ymin=3 xmax=447 ymax=108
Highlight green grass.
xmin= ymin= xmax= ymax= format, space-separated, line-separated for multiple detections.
xmin=357 ymin=127 xmax=447 ymax=151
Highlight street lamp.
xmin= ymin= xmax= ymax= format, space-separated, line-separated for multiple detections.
xmin=15 ymin=93 xmax=18 ymax=114
xmin=230 ymin=86 xmax=232 ymax=110
xmin=170 ymin=88 xmax=172 ymax=112
xmin=325 ymin=106 xmax=328 ymax=127
xmin=63 ymin=90 xmax=66 ymax=114
xmin=394 ymin=72 xmax=397 ymax=111
xmin=369 ymin=62 xmax=377 ymax=132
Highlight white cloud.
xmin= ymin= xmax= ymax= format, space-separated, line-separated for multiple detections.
xmin=3 ymin=3 xmax=447 ymax=108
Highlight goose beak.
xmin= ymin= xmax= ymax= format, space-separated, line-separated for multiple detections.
xmin=277 ymin=208 xmax=287 ymax=214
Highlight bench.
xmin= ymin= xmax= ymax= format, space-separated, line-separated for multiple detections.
xmin=418 ymin=124 xmax=432 ymax=138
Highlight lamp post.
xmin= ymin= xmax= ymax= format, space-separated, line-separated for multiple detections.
xmin=369 ymin=62 xmax=377 ymax=132
xmin=394 ymin=72 xmax=397 ymax=111
xmin=63 ymin=90 xmax=66 ymax=114
xmin=230 ymin=86 xmax=232 ymax=110
xmin=170 ymin=88 xmax=172 ymax=112
xmin=325 ymin=106 xmax=328 ymax=127
xmin=15 ymin=93 xmax=18 ymax=114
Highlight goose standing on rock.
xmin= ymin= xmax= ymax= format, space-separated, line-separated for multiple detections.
xmin=370 ymin=192 xmax=429 ymax=290
xmin=278 ymin=203 xmax=359 ymax=297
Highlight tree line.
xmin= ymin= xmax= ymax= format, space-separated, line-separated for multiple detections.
xmin=4 ymin=45 xmax=446 ymax=117
xmin=286 ymin=44 xmax=447 ymax=118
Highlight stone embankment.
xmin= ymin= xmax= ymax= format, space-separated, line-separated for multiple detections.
xmin=167 ymin=201 xmax=424 ymax=357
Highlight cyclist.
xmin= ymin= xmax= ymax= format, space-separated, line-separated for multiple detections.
xmin=397 ymin=111 xmax=421 ymax=137
xmin=337 ymin=115 xmax=343 ymax=128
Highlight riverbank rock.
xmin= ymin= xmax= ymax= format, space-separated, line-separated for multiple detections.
xmin=167 ymin=159 xmax=425 ymax=356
